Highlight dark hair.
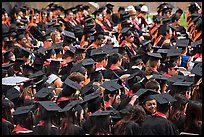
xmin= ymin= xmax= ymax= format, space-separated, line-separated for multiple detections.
xmin=88 ymin=96 xmax=103 ymax=113
xmin=110 ymin=53 xmax=122 ymax=65
xmin=114 ymin=105 xmax=146 ymax=135
xmin=184 ymin=100 xmax=202 ymax=134
xmin=145 ymin=79 xmax=160 ymax=92
xmin=90 ymin=115 xmax=112 ymax=135
xmin=169 ymin=94 xmax=188 ymax=122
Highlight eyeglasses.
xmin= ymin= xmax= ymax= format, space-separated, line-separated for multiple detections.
xmin=46 ymin=40 xmax=52 ymax=42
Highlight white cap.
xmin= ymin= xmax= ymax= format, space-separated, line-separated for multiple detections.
xmin=141 ymin=5 xmax=148 ymax=13
xmin=125 ymin=5 xmax=136 ymax=12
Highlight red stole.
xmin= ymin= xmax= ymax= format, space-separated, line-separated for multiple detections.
xmin=110 ymin=65 xmax=120 ymax=70
xmin=152 ymin=111 xmax=167 ymax=119
xmin=12 ymin=124 xmax=32 ymax=133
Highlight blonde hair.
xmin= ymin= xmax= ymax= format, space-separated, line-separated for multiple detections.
xmin=50 ymin=31 xmax=61 ymax=43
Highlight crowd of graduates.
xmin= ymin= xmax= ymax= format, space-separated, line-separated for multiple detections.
xmin=2 ymin=2 xmax=202 ymax=135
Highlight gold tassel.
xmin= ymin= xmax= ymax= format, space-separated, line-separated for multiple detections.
xmin=39 ymin=12 xmax=42 ymax=22
xmin=31 ymin=9 xmax=34 ymax=23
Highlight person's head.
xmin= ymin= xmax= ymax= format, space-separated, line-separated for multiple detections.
xmin=169 ymin=94 xmax=188 ymax=122
xmin=130 ymin=104 xmax=147 ymax=125
xmin=146 ymin=59 xmax=161 ymax=71
xmin=16 ymin=34 xmax=27 ymax=46
xmin=166 ymin=62 xmax=179 ymax=76
xmin=2 ymin=98 xmax=15 ymax=124
xmin=110 ymin=53 xmax=122 ymax=66
xmin=142 ymin=95 xmax=157 ymax=115
xmin=175 ymin=8 xmax=183 ymax=17
xmin=184 ymin=100 xmax=202 ymax=134
xmin=43 ymin=36 xmax=53 ymax=48
xmin=68 ymin=72 xmax=85 ymax=88
xmin=50 ymin=31 xmax=61 ymax=43
xmin=171 ymin=14 xmax=180 ymax=26
xmin=145 ymin=79 xmax=161 ymax=93
xmin=66 ymin=10 xmax=74 ymax=20
xmin=94 ymin=34 xmax=105 ymax=46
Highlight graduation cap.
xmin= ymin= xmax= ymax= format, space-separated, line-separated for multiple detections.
xmin=121 ymin=27 xmax=132 ymax=36
xmin=3 ymin=51 xmax=14 ymax=62
xmin=62 ymin=30 xmax=76 ymax=39
xmin=13 ymin=105 xmax=35 ymax=116
xmin=91 ymin=110 xmax=113 ymax=117
xmin=6 ymin=86 xmax=21 ymax=101
xmin=34 ymin=87 xmax=55 ymax=100
xmin=44 ymin=47 xmax=56 ymax=59
xmin=126 ymin=72 xmax=142 ymax=87
xmin=152 ymin=74 xmax=168 ymax=81
xmin=38 ymin=101 xmax=62 ymax=112
xmin=167 ymin=48 xmax=182 ymax=58
xmin=46 ymin=74 xmax=60 ymax=84
xmin=191 ymin=62 xmax=202 ymax=76
xmin=171 ymin=81 xmax=193 ymax=94
xmin=63 ymin=77 xmax=80 ymax=91
xmin=70 ymin=63 xmax=86 ymax=74
xmin=90 ymin=48 xmax=108 ymax=61
xmin=60 ymin=100 xmax=80 ymax=112
xmin=150 ymin=93 xmax=176 ymax=106
xmin=2 ymin=98 xmax=13 ymax=109
xmin=101 ymin=80 xmax=123 ymax=94
xmin=29 ymin=70 xmax=47 ymax=84
xmin=75 ymin=46 xmax=86 ymax=54
xmin=64 ymin=46 xmax=76 ymax=57
xmin=81 ymin=89 xmax=101 ymax=103
xmin=13 ymin=59 xmax=25 ymax=71
xmin=92 ymin=9 xmax=102 ymax=17
xmin=80 ymin=80 xmax=95 ymax=95
xmin=82 ymin=58 xmax=96 ymax=67
xmin=2 ymin=63 xmax=14 ymax=70
xmin=147 ymin=52 xmax=162 ymax=61
xmin=22 ymin=65 xmax=37 ymax=77
xmin=175 ymin=39 xmax=190 ymax=48
xmin=135 ymin=88 xmax=158 ymax=103
xmin=106 ymin=3 xmax=114 ymax=11
xmin=83 ymin=5 xmax=90 ymax=10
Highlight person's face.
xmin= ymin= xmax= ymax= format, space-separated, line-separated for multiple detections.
xmin=54 ymin=34 xmax=61 ymax=43
xmin=44 ymin=39 xmax=53 ymax=47
xmin=19 ymin=37 xmax=28 ymax=46
xmin=168 ymin=67 xmax=178 ymax=76
xmin=97 ymin=14 xmax=103 ymax=21
xmin=10 ymin=55 xmax=16 ymax=62
xmin=143 ymin=99 xmax=157 ymax=114
xmin=68 ymin=12 xmax=74 ymax=20
xmin=126 ymin=34 xmax=134 ymax=43
xmin=79 ymin=81 xmax=85 ymax=89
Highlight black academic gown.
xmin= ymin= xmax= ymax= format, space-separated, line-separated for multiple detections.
xmin=141 ymin=115 xmax=179 ymax=135
xmin=2 ymin=119 xmax=13 ymax=135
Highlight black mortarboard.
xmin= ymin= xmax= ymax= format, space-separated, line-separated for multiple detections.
xmin=121 ymin=27 xmax=132 ymax=36
xmin=147 ymin=52 xmax=162 ymax=61
xmin=44 ymin=47 xmax=56 ymax=59
xmin=126 ymin=72 xmax=142 ymax=87
xmin=70 ymin=62 xmax=86 ymax=74
xmin=75 ymin=46 xmax=86 ymax=54
xmin=90 ymin=48 xmax=107 ymax=61
xmin=63 ymin=30 xmax=76 ymax=39
xmin=135 ymin=88 xmax=158 ymax=103
xmin=152 ymin=74 xmax=168 ymax=81
xmin=170 ymin=81 xmax=193 ymax=94
xmin=101 ymin=80 xmax=123 ymax=94
xmin=81 ymin=89 xmax=101 ymax=103
xmin=13 ymin=59 xmax=25 ymax=71
xmin=106 ymin=3 xmax=114 ymax=11
xmin=29 ymin=70 xmax=47 ymax=85
xmin=3 ymin=51 xmax=14 ymax=62
xmin=82 ymin=58 xmax=96 ymax=67
xmin=38 ymin=101 xmax=62 ymax=112
xmin=80 ymin=80 xmax=95 ymax=95
xmin=2 ymin=63 xmax=14 ymax=70
xmin=91 ymin=110 xmax=113 ymax=117
xmin=22 ymin=65 xmax=37 ymax=76
xmin=34 ymin=87 xmax=54 ymax=99
xmin=20 ymin=47 xmax=32 ymax=58
xmin=2 ymin=98 xmax=13 ymax=109
xmin=175 ymin=39 xmax=190 ymax=48
xmin=6 ymin=86 xmax=21 ymax=101
xmin=150 ymin=93 xmax=176 ymax=105
xmin=63 ymin=77 xmax=80 ymax=91
xmin=13 ymin=105 xmax=35 ymax=116
xmin=83 ymin=5 xmax=90 ymax=10
xmin=166 ymin=48 xmax=182 ymax=57
xmin=191 ymin=62 xmax=202 ymax=76
xmin=92 ymin=10 xmax=102 ymax=17
xmin=60 ymin=100 xmax=80 ymax=112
